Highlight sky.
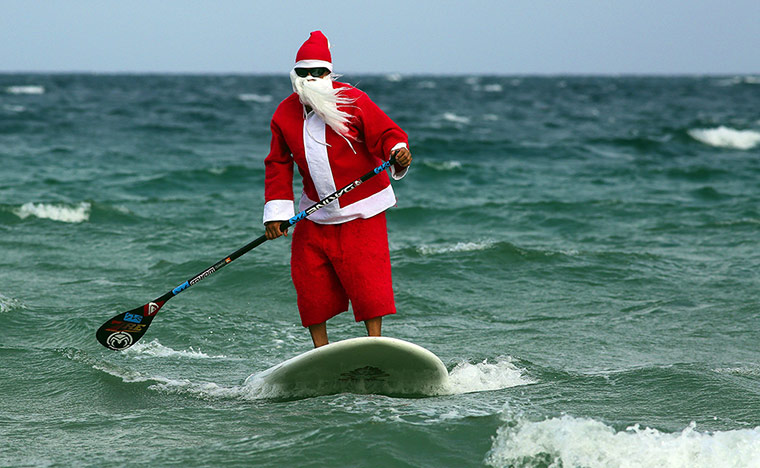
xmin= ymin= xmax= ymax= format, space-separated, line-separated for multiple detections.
xmin=2 ymin=0 xmax=759 ymax=75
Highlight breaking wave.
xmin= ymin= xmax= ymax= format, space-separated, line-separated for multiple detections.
xmin=487 ymin=415 xmax=760 ymax=468
xmin=688 ymin=126 xmax=760 ymax=150
xmin=6 ymin=85 xmax=45 ymax=95
xmin=14 ymin=202 xmax=91 ymax=223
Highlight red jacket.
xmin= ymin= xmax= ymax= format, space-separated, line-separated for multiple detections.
xmin=263 ymin=82 xmax=408 ymax=225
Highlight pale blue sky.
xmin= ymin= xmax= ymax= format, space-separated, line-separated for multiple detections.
xmin=2 ymin=0 xmax=758 ymax=74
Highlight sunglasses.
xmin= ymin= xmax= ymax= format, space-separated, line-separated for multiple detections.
xmin=295 ymin=67 xmax=330 ymax=78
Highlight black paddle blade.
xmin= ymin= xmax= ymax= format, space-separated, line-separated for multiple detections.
xmin=95 ymin=300 xmax=165 ymax=350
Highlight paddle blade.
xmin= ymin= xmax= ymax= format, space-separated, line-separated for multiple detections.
xmin=95 ymin=301 xmax=164 ymax=350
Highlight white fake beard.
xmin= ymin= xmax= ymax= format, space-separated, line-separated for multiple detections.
xmin=290 ymin=70 xmax=355 ymax=138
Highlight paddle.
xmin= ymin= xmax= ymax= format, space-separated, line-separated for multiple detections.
xmin=96 ymin=156 xmax=398 ymax=350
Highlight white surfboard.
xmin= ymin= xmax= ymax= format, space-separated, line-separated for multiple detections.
xmin=245 ymin=337 xmax=449 ymax=399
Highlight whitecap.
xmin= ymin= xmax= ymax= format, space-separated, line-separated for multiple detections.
xmin=483 ymin=84 xmax=503 ymax=93
xmin=122 ymin=339 xmax=225 ymax=359
xmin=688 ymin=126 xmax=760 ymax=150
xmin=442 ymin=112 xmax=471 ymax=125
xmin=3 ymin=104 xmax=26 ymax=113
xmin=421 ymin=160 xmax=462 ymax=171
xmin=713 ymin=365 xmax=760 ymax=376
xmin=6 ymin=85 xmax=45 ymax=95
xmin=716 ymin=76 xmax=760 ymax=87
xmin=417 ymin=80 xmax=437 ymax=89
xmin=147 ymin=378 xmax=245 ymax=399
xmin=487 ymin=416 xmax=760 ymax=468
xmin=14 ymin=202 xmax=91 ymax=223
xmin=238 ymin=93 xmax=272 ymax=103
xmin=385 ymin=73 xmax=403 ymax=82
xmin=0 ymin=293 xmax=25 ymax=313
xmin=446 ymin=357 xmax=535 ymax=394
xmin=417 ymin=240 xmax=495 ymax=255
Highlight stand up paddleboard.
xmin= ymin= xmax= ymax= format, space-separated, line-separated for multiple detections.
xmin=245 ymin=337 xmax=449 ymax=399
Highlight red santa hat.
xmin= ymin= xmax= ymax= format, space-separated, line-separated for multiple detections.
xmin=294 ymin=31 xmax=333 ymax=72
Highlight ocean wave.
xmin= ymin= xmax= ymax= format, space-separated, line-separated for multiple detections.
xmin=13 ymin=202 xmax=91 ymax=223
xmin=238 ymin=93 xmax=272 ymax=103
xmin=417 ymin=240 xmax=496 ymax=255
xmin=446 ymin=357 xmax=535 ymax=395
xmin=5 ymin=85 xmax=45 ymax=95
xmin=122 ymin=339 xmax=226 ymax=359
xmin=487 ymin=415 xmax=760 ymax=468
xmin=688 ymin=126 xmax=760 ymax=150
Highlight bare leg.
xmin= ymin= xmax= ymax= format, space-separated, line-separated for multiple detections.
xmin=364 ymin=317 xmax=382 ymax=337
xmin=309 ymin=322 xmax=328 ymax=348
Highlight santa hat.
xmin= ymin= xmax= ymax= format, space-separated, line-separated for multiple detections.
xmin=294 ymin=31 xmax=333 ymax=72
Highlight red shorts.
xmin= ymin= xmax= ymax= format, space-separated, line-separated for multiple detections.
xmin=290 ymin=213 xmax=396 ymax=327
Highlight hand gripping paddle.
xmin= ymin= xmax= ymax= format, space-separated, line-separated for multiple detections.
xmin=96 ymin=156 xmax=398 ymax=350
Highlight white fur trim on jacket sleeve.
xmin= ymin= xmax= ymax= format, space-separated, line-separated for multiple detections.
xmin=263 ymin=200 xmax=295 ymax=224
xmin=390 ymin=142 xmax=409 ymax=180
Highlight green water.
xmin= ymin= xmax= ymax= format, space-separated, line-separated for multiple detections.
xmin=1 ymin=74 xmax=759 ymax=467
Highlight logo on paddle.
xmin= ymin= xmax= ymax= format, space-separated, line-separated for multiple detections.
xmin=145 ymin=302 xmax=160 ymax=316
xmin=106 ymin=332 xmax=133 ymax=350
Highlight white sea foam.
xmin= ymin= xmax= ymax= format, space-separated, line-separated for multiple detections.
xmin=716 ymin=76 xmax=760 ymax=87
xmin=688 ymin=126 xmax=760 ymax=150
xmin=713 ymin=365 xmax=760 ymax=376
xmin=442 ymin=112 xmax=471 ymax=125
xmin=92 ymin=362 xmax=245 ymax=399
xmin=122 ymin=339 xmax=225 ymax=359
xmin=0 ymin=293 xmax=24 ymax=313
xmin=385 ymin=73 xmax=402 ymax=82
xmin=487 ymin=415 xmax=760 ymax=468
xmin=417 ymin=240 xmax=495 ymax=255
xmin=6 ymin=85 xmax=45 ymax=95
xmin=238 ymin=93 xmax=272 ymax=103
xmin=148 ymin=378 xmax=245 ymax=399
xmin=446 ymin=357 xmax=535 ymax=395
xmin=483 ymin=84 xmax=503 ymax=93
xmin=14 ymin=202 xmax=91 ymax=223
xmin=3 ymin=104 xmax=26 ymax=112
xmin=421 ymin=160 xmax=462 ymax=171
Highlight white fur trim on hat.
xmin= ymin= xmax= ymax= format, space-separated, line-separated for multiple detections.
xmin=294 ymin=60 xmax=333 ymax=72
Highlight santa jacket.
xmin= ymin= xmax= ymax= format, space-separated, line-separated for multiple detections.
xmin=263 ymin=82 xmax=409 ymax=225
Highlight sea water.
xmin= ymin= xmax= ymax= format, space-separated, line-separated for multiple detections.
xmin=1 ymin=74 xmax=759 ymax=467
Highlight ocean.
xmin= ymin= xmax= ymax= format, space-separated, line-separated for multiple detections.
xmin=1 ymin=73 xmax=759 ymax=467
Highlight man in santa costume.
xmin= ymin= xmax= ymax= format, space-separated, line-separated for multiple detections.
xmin=262 ymin=31 xmax=412 ymax=348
